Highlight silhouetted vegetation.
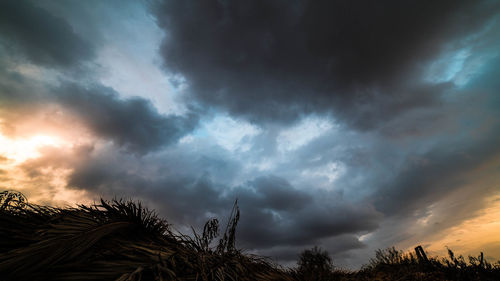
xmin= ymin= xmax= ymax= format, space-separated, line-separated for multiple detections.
xmin=294 ymin=246 xmax=334 ymax=280
xmin=1 ymin=191 xmax=499 ymax=280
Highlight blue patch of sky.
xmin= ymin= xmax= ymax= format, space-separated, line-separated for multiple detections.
xmin=425 ymin=48 xmax=471 ymax=85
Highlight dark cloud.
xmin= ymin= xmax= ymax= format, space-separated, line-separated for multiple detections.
xmin=374 ymin=59 xmax=500 ymax=215
xmin=0 ymin=66 xmax=49 ymax=108
xmin=145 ymin=174 xmax=379 ymax=255
xmin=238 ymin=176 xmax=313 ymax=211
xmin=0 ymin=68 xmax=198 ymax=153
xmin=0 ymin=1 xmax=94 ymax=68
xmin=54 ymin=82 xmax=199 ymax=154
xmin=152 ymin=0 xmax=498 ymax=126
xmin=256 ymin=234 xmax=366 ymax=263
xmin=375 ymin=135 xmax=500 ymax=215
xmin=51 ymin=51 xmax=499 ymax=264
xmin=37 ymin=145 xmax=380 ymax=260
xmin=247 ymin=52 xmax=500 ymax=262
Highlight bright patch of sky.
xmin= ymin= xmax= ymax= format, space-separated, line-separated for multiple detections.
xmin=277 ymin=116 xmax=334 ymax=152
xmin=90 ymin=2 xmax=185 ymax=115
xmin=300 ymin=161 xmax=346 ymax=190
xmin=425 ymin=48 xmax=471 ymax=85
xmin=247 ymin=157 xmax=276 ymax=172
xmin=358 ymin=232 xmax=373 ymax=242
xmin=0 ymin=134 xmax=63 ymax=164
xmin=425 ymin=18 xmax=500 ymax=88
xmin=10 ymin=63 xmax=59 ymax=86
xmin=189 ymin=115 xmax=261 ymax=152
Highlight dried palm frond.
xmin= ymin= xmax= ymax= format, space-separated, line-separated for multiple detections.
xmin=0 ymin=192 xmax=287 ymax=281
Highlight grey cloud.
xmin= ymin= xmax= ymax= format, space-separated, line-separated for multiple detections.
xmin=0 ymin=66 xmax=50 ymax=109
xmin=238 ymin=176 xmax=313 ymax=211
xmin=152 ymin=0 xmax=498 ymax=126
xmin=54 ymin=82 xmax=199 ymax=154
xmin=236 ymin=198 xmax=379 ymax=249
xmin=0 ymin=1 xmax=95 ymax=68
xmin=371 ymin=54 xmax=500 ymax=216
xmin=43 ymin=145 xmax=381 ymax=259
xmin=374 ymin=141 xmax=500 ymax=216
xmin=255 ymin=234 xmax=366 ymax=264
xmin=246 ymin=54 xmax=500 ymax=261
xmin=0 ymin=68 xmax=198 ymax=153
xmin=20 ymin=145 xmax=94 ymax=178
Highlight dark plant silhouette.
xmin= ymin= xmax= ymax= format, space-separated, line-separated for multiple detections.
xmin=1 ymin=191 xmax=500 ymax=281
xmin=0 ymin=193 xmax=285 ymax=281
xmin=296 ymin=246 xmax=334 ymax=280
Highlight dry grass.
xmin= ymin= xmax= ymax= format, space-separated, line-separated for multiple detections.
xmin=1 ymin=191 xmax=499 ymax=281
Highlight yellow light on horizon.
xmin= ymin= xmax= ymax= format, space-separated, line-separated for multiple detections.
xmin=0 ymin=132 xmax=94 ymax=207
xmin=0 ymin=133 xmax=64 ymax=164
xmin=425 ymin=194 xmax=500 ymax=260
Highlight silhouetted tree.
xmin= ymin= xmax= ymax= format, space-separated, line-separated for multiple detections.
xmin=297 ymin=246 xmax=333 ymax=280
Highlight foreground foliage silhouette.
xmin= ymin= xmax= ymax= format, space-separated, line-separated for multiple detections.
xmin=1 ymin=191 xmax=499 ymax=281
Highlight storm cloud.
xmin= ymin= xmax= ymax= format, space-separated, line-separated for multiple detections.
xmin=17 ymin=138 xmax=380 ymax=261
xmin=54 ymin=83 xmax=199 ymax=153
xmin=62 ymin=147 xmax=381 ymax=258
xmin=0 ymin=1 xmax=94 ymax=69
xmin=0 ymin=71 xmax=198 ymax=154
xmin=152 ymin=0 xmax=498 ymax=126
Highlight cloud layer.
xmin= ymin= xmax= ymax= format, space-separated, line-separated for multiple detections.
xmin=0 ymin=1 xmax=94 ymax=68
xmin=153 ymin=0 xmax=498 ymax=127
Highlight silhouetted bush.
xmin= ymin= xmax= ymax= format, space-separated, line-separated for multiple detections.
xmin=296 ymin=246 xmax=334 ymax=280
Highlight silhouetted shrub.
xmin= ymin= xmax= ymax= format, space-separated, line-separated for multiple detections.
xmin=296 ymin=246 xmax=334 ymax=280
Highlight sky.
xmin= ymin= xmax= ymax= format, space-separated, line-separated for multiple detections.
xmin=0 ymin=0 xmax=499 ymax=269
